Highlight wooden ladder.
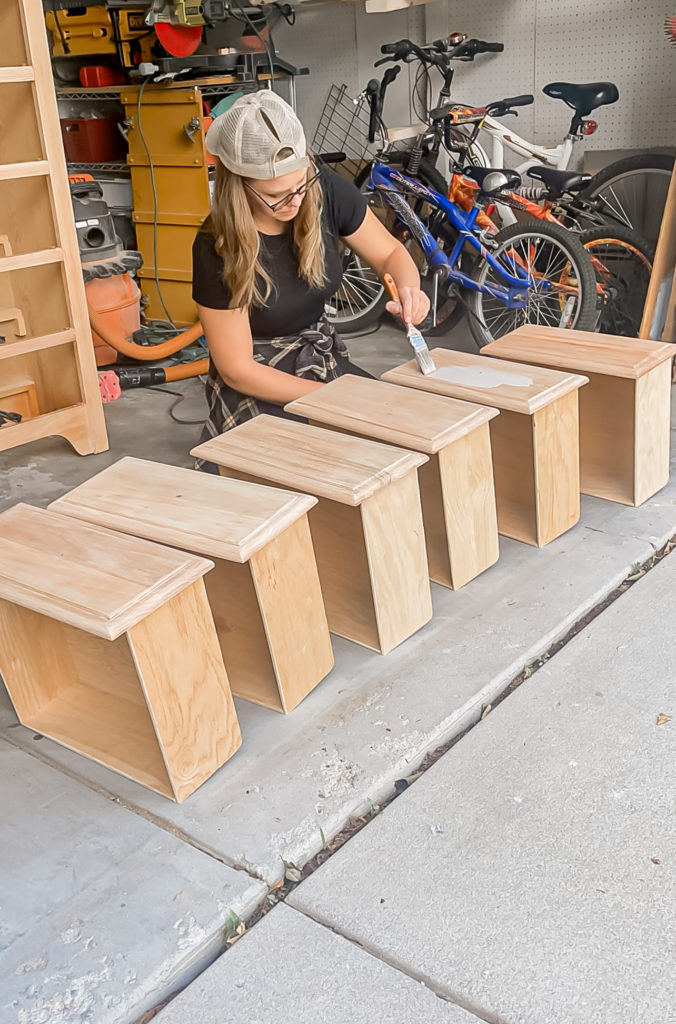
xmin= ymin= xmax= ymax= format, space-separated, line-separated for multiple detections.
xmin=0 ymin=0 xmax=108 ymax=455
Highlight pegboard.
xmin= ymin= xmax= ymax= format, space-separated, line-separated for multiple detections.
xmin=423 ymin=0 xmax=676 ymax=155
xmin=533 ymin=0 xmax=676 ymax=151
xmin=274 ymin=2 xmax=428 ymax=143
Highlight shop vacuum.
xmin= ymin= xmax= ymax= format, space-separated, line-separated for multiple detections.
xmin=70 ymin=177 xmax=207 ymax=398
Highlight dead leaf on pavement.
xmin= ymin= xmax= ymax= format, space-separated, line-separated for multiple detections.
xmin=651 ymin=857 xmax=661 ymax=865
xmin=656 ymin=713 xmax=672 ymax=726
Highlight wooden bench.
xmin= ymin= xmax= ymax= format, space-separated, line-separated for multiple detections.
xmin=0 ymin=503 xmax=240 ymax=802
xmin=481 ymin=325 xmax=676 ymax=506
xmin=285 ymin=375 xmax=499 ymax=589
xmin=50 ymin=457 xmax=334 ymax=714
xmin=192 ymin=416 xmax=432 ymax=654
xmin=383 ymin=350 xmax=588 ymax=547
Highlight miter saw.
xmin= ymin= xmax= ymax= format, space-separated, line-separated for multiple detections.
xmin=44 ymin=0 xmax=298 ymax=76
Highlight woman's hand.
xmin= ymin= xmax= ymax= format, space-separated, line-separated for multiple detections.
xmin=385 ymin=285 xmax=430 ymax=326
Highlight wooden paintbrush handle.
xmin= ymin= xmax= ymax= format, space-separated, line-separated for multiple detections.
xmin=383 ymin=273 xmax=400 ymax=307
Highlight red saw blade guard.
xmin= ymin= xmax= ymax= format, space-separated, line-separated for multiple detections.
xmin=155 ymin=22 xmax=203 ymax=57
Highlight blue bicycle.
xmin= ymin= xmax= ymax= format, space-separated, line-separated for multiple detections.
xmin=328 ymin=42 xmax=598 ymax=346
xmin=365 ymin=157 xmax=597 ymax=348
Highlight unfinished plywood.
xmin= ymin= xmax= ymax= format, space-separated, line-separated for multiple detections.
xmin=482 ymin=326 xmax=675 ymax=505
xmin=286 ymin=376 xmax=499 ymax=589
xmin=0 ymin=505 xmax=240 ymax=801
xmin=193 ymin=418 xmax=432 ymax=653
xmin=191 ymin=415 xmax=426 ymax=505
xmin=51 ymin=458 xmax=334 ymax=713
xmin=383 ymin=350 xmax=587 ymax=546
xmin=285 ymin=374 xmax=496 ymax=452
xmin=0 ymin=0 xmax=107 ymax=456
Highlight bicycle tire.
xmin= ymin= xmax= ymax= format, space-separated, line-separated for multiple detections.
xmin=580 ymin=224 xmax=654 ymax=338
xmin=360 ymin=158 xmax=467 ymax=336
xmin=579 ymin=152 xmax=674 ymax=245
xmin=466 ymin=217 xmax=598 ymax=347
xmin=325 ymin=159 xmax=448 ymax=333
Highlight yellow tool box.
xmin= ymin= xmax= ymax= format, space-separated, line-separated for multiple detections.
xmin=45 ymin=5 xmax=151 ymax=64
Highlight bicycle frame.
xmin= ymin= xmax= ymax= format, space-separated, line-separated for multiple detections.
xmin=481 ymin=115 xmax=576 ymax=174
xmin=369 ymin=161 xmax=533 ymax=308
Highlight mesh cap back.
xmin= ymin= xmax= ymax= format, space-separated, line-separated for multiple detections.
xmin=205 ymin=91 xmax=309 ymax=180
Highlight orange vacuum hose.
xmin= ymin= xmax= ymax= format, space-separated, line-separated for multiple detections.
xmin=88 ymin=303 xmax=205 ymax=360
xmin=163 ymin=358 xmax=209 ymax=380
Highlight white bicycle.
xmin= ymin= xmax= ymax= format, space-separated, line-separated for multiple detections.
xmin=443 ymin=44 xmax=673 ymax=244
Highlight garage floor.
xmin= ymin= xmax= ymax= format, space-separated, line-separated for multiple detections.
xmin=1 ymin=321 xmax=675 ymax=1024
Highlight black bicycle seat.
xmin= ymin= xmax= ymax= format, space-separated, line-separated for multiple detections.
xmin=527 ymin=166 xmax=592 ymax=198
xmin=542 ymin=81 xmax=619 ymax=117
xmin=463 ymin=166 xmax=521 ymax=195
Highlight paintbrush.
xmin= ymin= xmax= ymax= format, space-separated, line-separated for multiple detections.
xmin=383 ymin=274 xmax=436 ymax=375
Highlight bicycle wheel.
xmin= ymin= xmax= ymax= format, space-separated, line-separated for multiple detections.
xmin=580 ymin=224 xmax=653 ymax=338
xmin=325 ymin=158 xmax=447 ymax=333
xmin=580 ymin=152 xmax=674 ymax=246
xmin=466 ymin=218 xmax=598 ymax=348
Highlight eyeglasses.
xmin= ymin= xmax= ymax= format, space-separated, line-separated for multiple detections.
xmin=245 ymin=166 xmax=321 ymax=212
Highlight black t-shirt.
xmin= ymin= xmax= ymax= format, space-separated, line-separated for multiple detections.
xmin=191 ymin=166 xmax=367 ymax=338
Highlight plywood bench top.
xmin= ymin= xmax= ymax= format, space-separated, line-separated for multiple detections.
xmin=50 ymin=457 xmax=318 ymax=563
xmin=382 ymin=348 xmax=588 ymax=414
xmin=482 ymin=325 xmax=676 ymax=378
xmin=283 ymin=375 xmax=498 ymax=454
xmin=191 ymin=415 xmax=428 ymax=506
xmin=0 ymin=504 xmax=213 ymax=640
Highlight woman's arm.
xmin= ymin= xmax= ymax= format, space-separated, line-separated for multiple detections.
xmin=197 ymin=304 xmax=324 ymax=404
xmin=342 ymin=208 xmax=430 ymax=325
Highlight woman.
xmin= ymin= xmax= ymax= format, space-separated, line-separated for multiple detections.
xmin=192 ymin=90 xmax=429 ymax=463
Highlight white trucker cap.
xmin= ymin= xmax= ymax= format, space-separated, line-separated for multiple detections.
xmin=205 ymin=91 xmax=310 ymax=180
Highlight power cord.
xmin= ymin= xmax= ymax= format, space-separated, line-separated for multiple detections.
xmin=148 ymin=382 xmax=209 ymax=424
xmin=231 ymin=0 xmax=276 ymax=89
xmin=136 ymin=76 xmax=176 ymax=327
xmin=52 ymin=10 xmax=71 ymax=55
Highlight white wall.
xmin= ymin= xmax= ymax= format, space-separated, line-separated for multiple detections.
xmin=274 ymin=3 xmax=427 ymax=142
xmin=275 ymin=0 xmax=676 ymax=163
xmin=424 ymin=0 xmax=676 ymax=155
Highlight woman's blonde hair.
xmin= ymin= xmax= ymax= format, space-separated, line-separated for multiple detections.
xmin=204 ymin=153 xmax=326 ymax=311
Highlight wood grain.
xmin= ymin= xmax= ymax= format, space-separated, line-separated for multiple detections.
xmin=382 ymin=349 xmax=588 ymax=414
xmin=0 ymin=598 xmax=75 ymax=717
xmin=204 ymin=556 xmax=282 ymax=709
xmin=285 ymin=374 xmax=497 ymax=454
xmin=417 ymin=455 xmax=452 ymax=586
xmin=0 ymin=600 xmax=173 ymax=797
xmin=532 ymin=391 xmax=580 ymax=546
xmin=361 ymin=469 xmax=432 ymax=654
xmin=0 ymin=504 xmax=213 ymax=639
xmin=483 ymin=325 xmax=676 ymax=377
xmin=577 ymin=372 xmax=635 ymax=503
xmin=128 ymin=579 xmax=241 ymax=802
xmin=634 ymin=360 xmax=672 ymax=505
xmin=307 ymin=498 xmax=380 ymax=649
xmin=0 ymin=0 xmax=108 ymax=456
xmin=250 ymin=516 xmax=334 ymax=712
xmin=51 ymin=456 xmax=317 ymax=563
xmin=438 ymin=424 xmax=499 ymax=588
xmin=191 ymin=414 xmax=427 ymax=506
xmin=488 ymin=410 xmax=538 ymax=544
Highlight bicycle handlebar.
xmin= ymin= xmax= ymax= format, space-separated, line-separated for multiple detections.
xmin=377 ymin=37 xmax=503 ymax=67
xmin=365 ymin=78 xmax=380 ymax=144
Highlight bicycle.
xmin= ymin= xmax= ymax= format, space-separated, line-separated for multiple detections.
xmin=345 ymin=90 xmax=598 ymax=348
xmin=413 ymin=35 xmax=673 ymax=244
xmin=329 ymin=37 xmax=656 ymax=336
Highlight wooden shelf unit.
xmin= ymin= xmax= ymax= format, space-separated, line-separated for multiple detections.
xmin=0 ymin=0 xmax=107 ymax=456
